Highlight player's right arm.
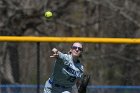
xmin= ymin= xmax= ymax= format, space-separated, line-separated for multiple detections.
xmin=50 ymin=48 xmax=70 ymax=64
xmin=50 ymin=48 xmax=67 ymax=59
xmin=50 ymin=48 xmax=59 ymax=58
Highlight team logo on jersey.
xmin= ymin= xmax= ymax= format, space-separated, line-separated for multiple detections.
xmin=62 ymin=66 xmax=82 ymax=78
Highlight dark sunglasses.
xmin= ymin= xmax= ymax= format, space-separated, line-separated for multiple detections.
xmin=71 ymin=46 xmax=83 ymax=51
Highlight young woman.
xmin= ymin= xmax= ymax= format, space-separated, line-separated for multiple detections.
xmin=44 ymin=42 xmax=84 ymax=93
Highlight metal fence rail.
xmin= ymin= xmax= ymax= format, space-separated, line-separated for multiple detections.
xmin=0 ymin=36 xmax=140 ymax=44
xmin=0 ymin=85 xmax=44 ymax=93
xmin=0 ymin=85 xmax=140 ymax=93
xmin=87 ymin=85 xmax=140 ymax=93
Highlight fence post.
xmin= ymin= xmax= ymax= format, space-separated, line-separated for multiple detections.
xmin=37 ymin=42 xmax=40 ymax=93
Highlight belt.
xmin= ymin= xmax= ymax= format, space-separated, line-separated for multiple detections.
xmin=49 ymin=80 xmax=69 ymax=88
xmin=48 ymin=79 xmax=53 ymax=84
xmin=54 ymin=84 xmax=69 ymax=88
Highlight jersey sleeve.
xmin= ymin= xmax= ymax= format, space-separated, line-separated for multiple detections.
xmin=58 ymin=51 xmax=67 ymax=59
xmin=78 ymin=65 xmax=84 ymax=79
xmin=57 ymin=51 xmax=71 ymax=65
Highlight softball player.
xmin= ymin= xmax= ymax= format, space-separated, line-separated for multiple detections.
xmin=44 ymin=42 xmax=84 ymax=93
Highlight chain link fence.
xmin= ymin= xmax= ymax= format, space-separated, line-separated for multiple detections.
xmin=0 ymin=85 xmax=140 ymax=93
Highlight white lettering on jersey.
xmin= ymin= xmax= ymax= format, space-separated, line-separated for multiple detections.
xmin=62 ymin=65 xmax=82 ymax=78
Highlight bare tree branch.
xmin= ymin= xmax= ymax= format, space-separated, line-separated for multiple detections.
xmin=103 ymin=0 xmax=140 ymax=27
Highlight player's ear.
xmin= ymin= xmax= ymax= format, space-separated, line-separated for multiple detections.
xmin=68 ymin=49 xmax=72 ymax=54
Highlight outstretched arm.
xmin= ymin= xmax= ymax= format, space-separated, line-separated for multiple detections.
xmin=50 ymin=48 xmax=70 ymax=65
xmin=50 ymin=48 xmax=67 ymax=59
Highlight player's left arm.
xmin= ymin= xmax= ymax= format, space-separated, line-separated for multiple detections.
xmin=76 ymin=74 xmax=90 ymax=93
xmin=77 ymin=64 xmax=90 ymax=93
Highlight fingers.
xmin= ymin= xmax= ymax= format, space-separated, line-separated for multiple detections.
xmin=50 ymin=48 xmax=58 ymax=58
xmin=50 ymin=54 xmax=58 ymax=58
xmin=52 ymin=48 xmax=58 ymax=54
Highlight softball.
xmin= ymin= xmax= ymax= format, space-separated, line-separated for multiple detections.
xmin=45 ymin=11 xmax=53 ymax=18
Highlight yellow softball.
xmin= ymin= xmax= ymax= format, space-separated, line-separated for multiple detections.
xmin=45 ymin=11 xmax=53 ymax=18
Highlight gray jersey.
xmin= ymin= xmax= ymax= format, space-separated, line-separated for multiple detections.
xmin=50 ymin=51 xmax=84 ymax=87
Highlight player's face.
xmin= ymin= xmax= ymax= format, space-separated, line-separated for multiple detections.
xmin=71 ymin=43 xmax=83 ymax=57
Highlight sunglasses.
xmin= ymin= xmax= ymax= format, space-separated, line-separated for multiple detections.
xmin=71 ymin=46 xmax=83 ymax=51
